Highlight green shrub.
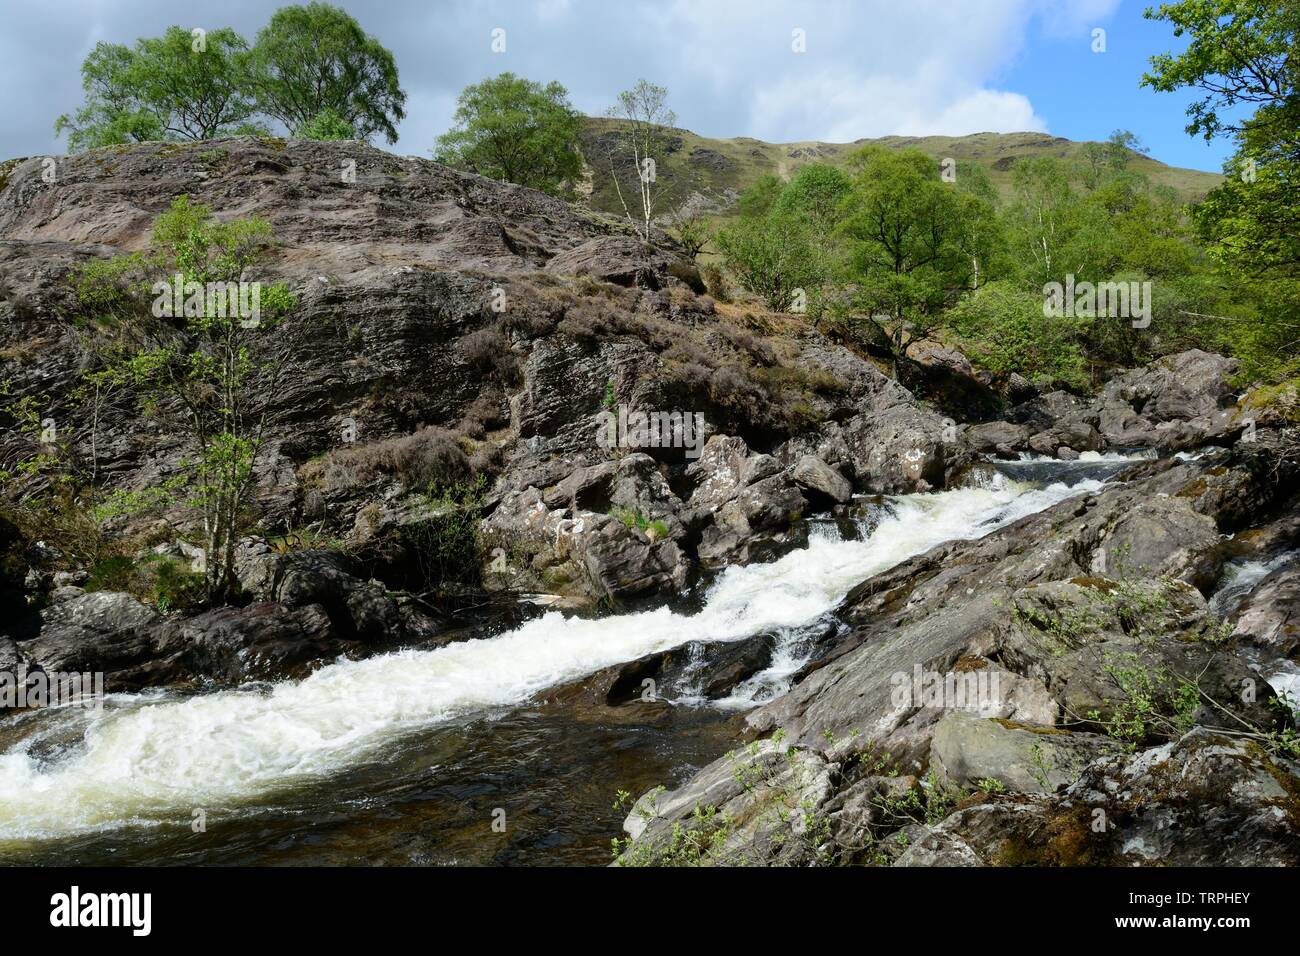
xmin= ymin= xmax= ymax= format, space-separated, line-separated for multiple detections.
xmin=946 ymin=281 xmax=1089 ymax=391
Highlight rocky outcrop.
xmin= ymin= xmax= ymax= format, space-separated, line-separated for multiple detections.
xmin=928 ymin=713 xmax=1122 ymax=794
xmin=900 ymin=340 xmax=1000 ymax=420
xmin=3 ymin=585 xmax=378 ymax=691
xmin=898 ymin=730 xmax=1300 ymax=866
xmin=544 ymin=235 xmax=701 ymax=291
xmin=998 ymin=350 xmax=1250 ymax=457
xmin=617 ymin=446 xmax=1300 ymax=866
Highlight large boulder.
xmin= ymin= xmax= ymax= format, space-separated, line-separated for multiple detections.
xmin=1099 ymin=349 xmax=1239 ymax=423
xmin=789 ymin=455 xmax=853 ymax=505
xmin=236 ymin=545 xmax=407 ymax=643
xmin=696 ymin=474 xmax=809 ymax=568
xmin=543 ymin=236 xmax=698 ymax=290
xmin=152 ymin=601 xmax=357 ymax=683
xmin=900 ymin=340 xmax=1000 ymax=419
xmin=929 ymin=712 xmax=1123 ymax=794
xmin=10 ymin=592 xmax=162 ymax=686
xmin=482 ymin=484 xmax=688 ymax=604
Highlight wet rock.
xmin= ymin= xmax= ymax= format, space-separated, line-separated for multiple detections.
xmin=1232 ymin=562 xmax=1300 ymax=658
xmin=236 ymin=545 xmax=406 ymax=642
xmin=11 ymin=591 xmax=160 ymax=676
xmin=153 ymin=601 xmax=357 ymax=683
xmin=789 ymin=455 xmax=852 ymax=505
xmin=965 ymin=421 xmax=1030 ymax=454
xmin=482 ymin=487 xmax=688 ymax=604
xmin=619 ymin=739 xmax=834 ymax=865
xmin=697 ymin=475 xmax=808 ymax=568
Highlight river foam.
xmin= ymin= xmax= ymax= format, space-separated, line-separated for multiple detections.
xmin=0 ymin=472 xmax=1104 ymax=841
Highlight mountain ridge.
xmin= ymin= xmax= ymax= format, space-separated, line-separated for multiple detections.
xmin=578 ymin=118 xmax=1224 ymax=218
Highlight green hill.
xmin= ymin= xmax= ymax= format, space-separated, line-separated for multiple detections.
xmin=578 ymin=118 xmax=1224 ymax=220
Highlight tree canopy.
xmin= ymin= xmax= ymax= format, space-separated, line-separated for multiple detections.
xmin=434 ymin=73 xmax=582 ymax=197
xmin=247 ymin=2 xmax=406 ymax=145
xmin=55 ymin=4 xmax=405 ymax=150
xmin=56 ymin=27 xmax=260 ymax=151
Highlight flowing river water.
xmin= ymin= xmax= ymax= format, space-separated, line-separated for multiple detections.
xmin=0 ymin=455 xmax=1149 ymax=865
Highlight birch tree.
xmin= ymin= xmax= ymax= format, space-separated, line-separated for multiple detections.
xmin=605 ymin=80 xmax=677 ymax=241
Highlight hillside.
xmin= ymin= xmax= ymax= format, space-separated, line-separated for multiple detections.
xmin=579 ymin=118 xmax=1224 ymax=220
xmin=0 ymin=138 xmax=1296 ymax=871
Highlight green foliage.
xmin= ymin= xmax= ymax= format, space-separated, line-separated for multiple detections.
xmin=668 ymin=208 xmax=711 ymax=260
xmin=716 ymin=210 xmax=826 ymax=311
xmin=1142 ymin=0 xmax=1297 ymax=143
xmin=86 ymin=552 xmax=205 ymax=612
xmin=248 ymin=3 xmax=406 ymax=144
xmin=1098 ymin=652 xmax=1199 ymax=748
xmin=56 ymin=5 xmax=405 ymax=150
xmin=737 ymin=174 xmax=783 ymax=218
xmin=771 ymin=163 xmax=851 ymax=232
xmin=434 ymin=73 xmax=582 ymax=197
xmin=85 ymin=555 xmax=135 ymax=592
xmin=293 ymin=108 xmax=356 ymax=141
xmin=401 ymin=476 xmax=488 ymax=590
xmin=836 ymin=147 xmax=999 ymax=347
xmin=56 ymin=27 xmax=260 ymax=151
xmin=66 ymin=196 xmax=301 ymax=602
xmin=610 ymin=507 xmax=669 ymax=539
xmin=1144 ymin=0 xmax=1300 ymax=383
xmin=946 ymin=281 xmax=1089 ymax=390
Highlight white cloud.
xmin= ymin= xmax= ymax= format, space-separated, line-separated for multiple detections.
xmin=652 ymin=0 xmax=1053 ymax=141
xmin=0 ymin=0 xmax=1125 ymax=160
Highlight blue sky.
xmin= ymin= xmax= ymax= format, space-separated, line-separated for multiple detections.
xmin=0 ymin=0 xmax=1232 ymax=173
xmin=1002 ymin=3 xmax=1229 ymax=171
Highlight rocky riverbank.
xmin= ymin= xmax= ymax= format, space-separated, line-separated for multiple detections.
xmin=0 ymin=138 xmax=1296 ymax=866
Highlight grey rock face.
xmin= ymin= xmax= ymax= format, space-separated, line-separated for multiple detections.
xmin=897 ymin=730 xmax=1300 ymax=866
xmin=789 ymin=455 xmax=853 ymax=505
xmin=929 ymin=712 xmax=1123 ymax=794
xmin=1232 ymin=561 xmax=1300 ymax=658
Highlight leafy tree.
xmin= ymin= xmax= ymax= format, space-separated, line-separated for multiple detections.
xmin=1077 ymin=129 xmax=1148 ymax=190
xmin=1003 ymin=156 xmax=1077 ymax=284
xmin=737 ymin=174 xmax=783 ymax=218
xmin=71 ymin=197 xmax=300 ymax=602
xmin=605 ymin=80 xmax=678 ymax=241
xmin=56 ymin=27 xmax=260 ymax=150
xmin=771 ymin=163 xmax=852 ymax=232
xmin=716 ymin=213 xmax=824 ymax=311
xmin=667 ymin=207 xmax=712 ymax=260
xmin=434 ymin=73 xmax=582 ymax=197
xmin=836 ymin=147 xmax=997 ymax=349
xmin=1144 ymin=0 xmax=1300 ymax=379
xmin=294 ymin=107 xmax=356 ymax=141
xmin=1143 ymin=1 xmax=1297 ymax=143
xmin=248 ymin=2 xmax=406 ymax=144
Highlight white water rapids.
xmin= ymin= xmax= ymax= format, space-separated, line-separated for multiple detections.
xmin=0 ymin=470 xmax=1108 ymax=842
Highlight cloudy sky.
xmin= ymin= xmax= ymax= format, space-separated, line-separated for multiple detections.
xmin=0 ymin=0 xmax=1231 ymax=172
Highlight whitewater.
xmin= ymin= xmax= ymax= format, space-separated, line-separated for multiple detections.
xmin=0 ymin=471 xmax=1104 ymax=841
